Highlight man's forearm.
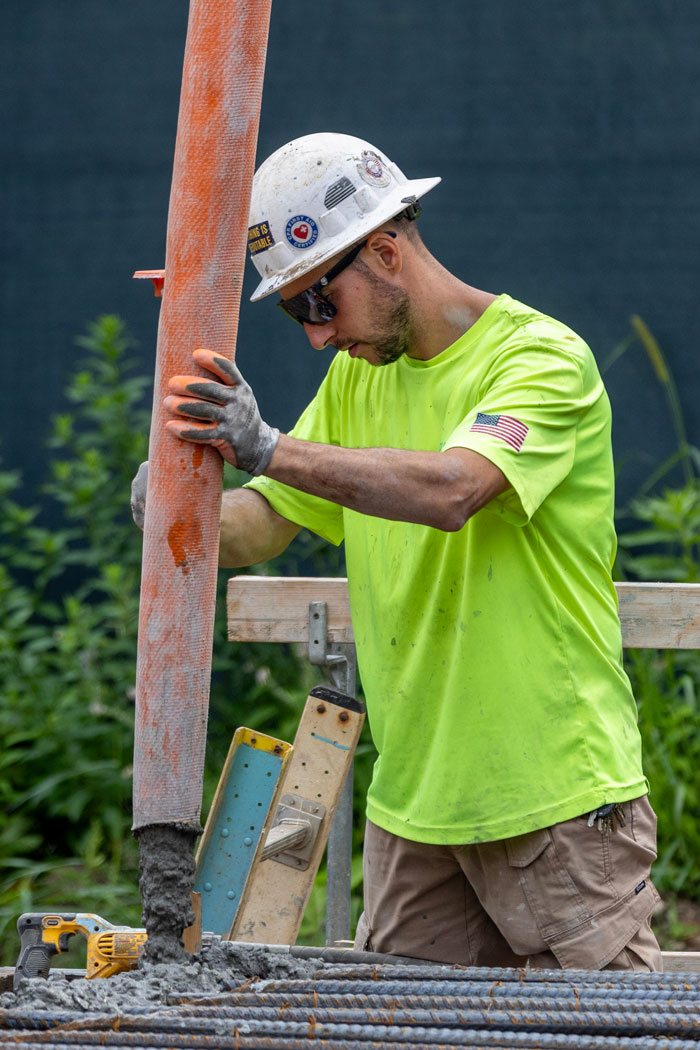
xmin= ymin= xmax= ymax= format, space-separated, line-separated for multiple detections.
xmin=162 ymin=352 xmax=508 ymax=536
xmin=264 ymin=434 xmax=508 ymax=532
xmin=219 ymin=487 xmax=301 ymax=567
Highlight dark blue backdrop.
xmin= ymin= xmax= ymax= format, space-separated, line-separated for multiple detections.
xmin=2 ymin=1 xmax=698 ymax=508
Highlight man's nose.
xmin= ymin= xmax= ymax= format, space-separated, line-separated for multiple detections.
xmin=303 ymin=320 xmax=336 ymax=350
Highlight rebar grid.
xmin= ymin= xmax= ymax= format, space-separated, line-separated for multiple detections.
xmin=2 ymin=963 xmax=700 ymax=1049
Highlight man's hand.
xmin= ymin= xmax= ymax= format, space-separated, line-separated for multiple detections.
xmin=131 ymin=460 xmax=149 ymax=530
xmin=164 ymin=349 xmax=279 ymax=475
xmin=128 ymin=457 xmax=300 ymax=563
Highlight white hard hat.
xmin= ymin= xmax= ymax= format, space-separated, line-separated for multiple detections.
xmin=247 ymin=132 xmax=441 ymax=301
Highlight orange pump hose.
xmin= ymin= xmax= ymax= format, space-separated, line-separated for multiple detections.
xmin=132 ymin=0 xmax=272 ymax=831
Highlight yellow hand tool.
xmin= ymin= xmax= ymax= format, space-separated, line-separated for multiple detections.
xmin=14 ymin=913 xmax=146 ymax=989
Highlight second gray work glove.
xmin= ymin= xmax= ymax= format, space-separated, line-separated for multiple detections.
xmin=164 ymin=348 xmax=279 ymax=475
xmin=130 ymin=460 xmax=149 ymax=530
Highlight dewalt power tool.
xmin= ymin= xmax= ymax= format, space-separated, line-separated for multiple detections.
xmin=14 ymin=913 xmax=147 ymax=989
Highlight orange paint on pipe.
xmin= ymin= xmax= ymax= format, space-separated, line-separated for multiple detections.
xmin=132 ymin=0 xmax=272 ymax=831
xmin=192 ymin=446 xmax=205 ymax=473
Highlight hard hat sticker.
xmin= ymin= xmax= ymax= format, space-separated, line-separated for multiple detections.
xmin=324 ymin=176 xmax=357 ymax=210
xmin=247 ymin=220 xmax=275 ymax=256
xmin=358 ymin=150 xmax=391 ymax=188
xmin=286 ymin=215 xmax=319 ymax=249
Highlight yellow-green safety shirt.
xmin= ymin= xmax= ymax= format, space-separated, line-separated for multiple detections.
xmin=246 ymin=294 xmax=647 ymax=844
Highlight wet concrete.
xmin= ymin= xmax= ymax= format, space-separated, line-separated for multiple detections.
xmin=0 ymin=939 xmax=321 ymax=1014
xmin=136 ymin=823 xmax=198 ymax=964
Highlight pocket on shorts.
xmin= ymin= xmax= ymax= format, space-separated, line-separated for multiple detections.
xmin=504 ymin=821 xmax=659 ymax=969
xmin=505 ymin=828 xmax=594 ymax=948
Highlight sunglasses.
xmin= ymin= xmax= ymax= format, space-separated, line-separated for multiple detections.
xmin=278 ymin=231 xmax=397 ymax=326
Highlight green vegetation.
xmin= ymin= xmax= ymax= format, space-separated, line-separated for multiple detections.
xmin=1 ymin=313 xmax=698 ymax=966
xmin=608 ymin=318 xmax=700 ymax=938
xmin=0 ymin=316 xmax=150 ymax=953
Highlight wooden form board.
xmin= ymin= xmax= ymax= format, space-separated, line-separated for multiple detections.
xmin=194 ymin=728 xmax=292 ymax=937
xmin=615 ymin=582 xmax=700 ymax=649
xmin=230 ymin=685 xmax=365 ymax=947
xmin=228 ymin=576 xmax=353 ymax=644
xmin=660 ymin=951 xmax=700 ymax=973
xmin=228 ymin=576 xmax=700 ymax=650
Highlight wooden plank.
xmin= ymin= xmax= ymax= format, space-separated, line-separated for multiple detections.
xmin=227 ymin=576 xmax=353 ymax=643
xmin=227 ymin=576 xmax=700 ymax=650
xmin=616 ymin=582 xmax=700 ymax=649
xmin=660 ymin=950 xmax=700 ymax=973
xmin=230 ymin=685 xmax=365 ymax=946
xmin=182 ymin=892 xmax=202 ymax=955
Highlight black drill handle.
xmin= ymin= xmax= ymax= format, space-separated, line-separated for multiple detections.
xmin=14 ymin=913 xmax=75 ymax=991
xmin=14 ymin=941 xmax=57 ymax=989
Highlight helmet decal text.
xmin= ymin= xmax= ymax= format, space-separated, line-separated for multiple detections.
xmin=247 ymin=220 xmax=275 ymax=256
xmin=286 ymin=215 xmax=319 ymax=249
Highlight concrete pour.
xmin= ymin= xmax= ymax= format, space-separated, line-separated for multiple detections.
xmin=0 ymin=939 xmax=321 ymax=1014
xmin=136 ymin=823 xmax=198 ymax=964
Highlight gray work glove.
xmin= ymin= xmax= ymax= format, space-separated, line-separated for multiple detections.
xmin=164 ymin=349 xmax=279 ymax=475
xmin=130 ymin=460 xmax=148 ymax=531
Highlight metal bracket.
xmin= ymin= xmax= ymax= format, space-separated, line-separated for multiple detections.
xmin=265 ymin=793 xmax=325 ymax=871
xmin=133 ymin=269 xmax=165 ymax=297
xmin=308 ymin=601 xmax=356 ymax=694
xmin=306 ymin=599 xmax=358 ymax=945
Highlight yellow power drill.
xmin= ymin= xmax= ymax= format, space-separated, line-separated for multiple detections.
xmin=14 ymin=913 xmax=147 ymax=989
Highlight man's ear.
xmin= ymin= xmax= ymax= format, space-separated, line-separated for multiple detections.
xmin=366 ymin=230 xmax=402 ymax=276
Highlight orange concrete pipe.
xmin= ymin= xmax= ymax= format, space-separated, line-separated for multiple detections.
xmin=132 ymin=0 xmax=272 ymax=832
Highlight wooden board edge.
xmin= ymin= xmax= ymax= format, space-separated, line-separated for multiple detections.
xmin=660 ymin=950 xmax=700 ymax=973
xmin=226 ymin=576 xmax=700 ymax=650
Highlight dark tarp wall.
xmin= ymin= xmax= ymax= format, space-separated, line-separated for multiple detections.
xmin=2 ymin=0 xmax=699 ymax=509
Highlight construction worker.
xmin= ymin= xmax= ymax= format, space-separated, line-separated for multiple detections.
xmin=133 ymin=133 xmax=662 ymax=970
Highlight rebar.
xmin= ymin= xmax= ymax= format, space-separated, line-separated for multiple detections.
xmin=268 ymin=961 xmax=700 ymax=987
xmin=171 ymin=985 xmax=700 ymax=1009
xmin=169 ymin=980 xmax=700 ymax=1009
xmin=3 ymin=1000 xmax=700 ymax=1039
xmin=2 ymin=1024 xmax=700 ymax=1050
xmin=231 ymin=978 xmax=700 ymax=1003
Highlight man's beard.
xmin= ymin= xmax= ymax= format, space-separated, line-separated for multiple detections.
xmin=353 ymin=260 xmax=413 ymax=365
xmin=372 ymin=296 xmax=412 ymax=365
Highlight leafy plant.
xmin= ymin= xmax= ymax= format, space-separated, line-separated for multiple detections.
xmin=611 ymin=318 xmax=700 ymax=906
xmin=618 ymin=484 xmax=700 ymax=583
xmin=0 ymin=317 xmax=152 ymax=955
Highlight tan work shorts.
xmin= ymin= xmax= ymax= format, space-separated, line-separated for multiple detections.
xmin=356 ymin=795 xmax=662 ymax=970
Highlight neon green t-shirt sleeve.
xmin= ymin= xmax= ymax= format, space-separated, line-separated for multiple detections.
xmin=444 ymin=338 xmax=601 ymax=525
xmin=244 ymin=364 xmax=346 ymax=546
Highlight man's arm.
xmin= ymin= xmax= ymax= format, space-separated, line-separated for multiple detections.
xmin=265 ymin=436 xmax=508 ymax=532
xmin=165 ymin=349 xmax=509 ymax=533
xmin=219 ymin=487 xmax=301 ymax=567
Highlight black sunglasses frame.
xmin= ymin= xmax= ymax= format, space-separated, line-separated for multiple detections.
xmin=277 ymin=240 xmax=367 ymax=326
xmin=278 ymin=230 xmax=399 ymax=327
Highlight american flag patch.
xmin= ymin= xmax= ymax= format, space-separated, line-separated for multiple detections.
xmin=469 ymin=412 xmax=529 ymax=452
